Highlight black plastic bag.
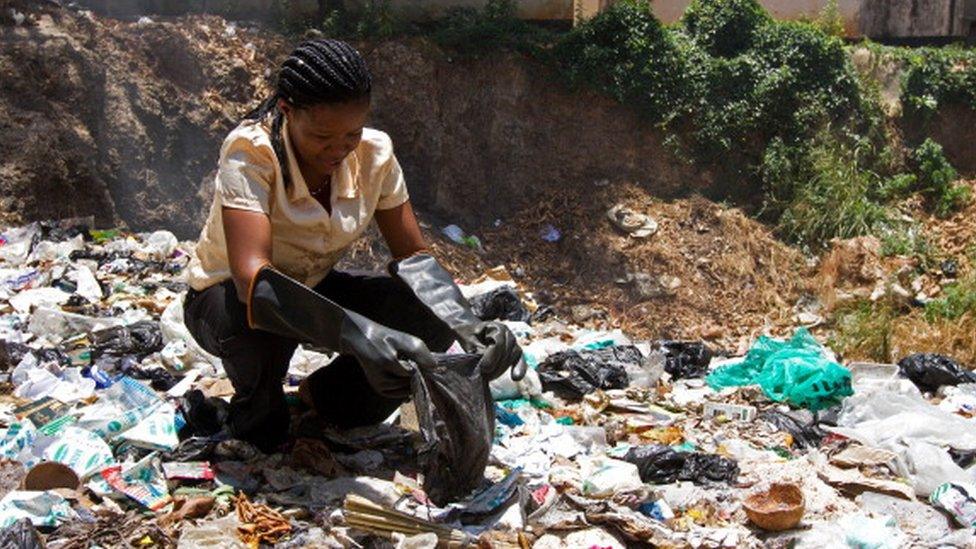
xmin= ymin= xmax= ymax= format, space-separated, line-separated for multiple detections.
xmin=759 ymin=410 xmax=825 ymax=449
xmin=657 ymin=340 xmax=713 ymax=379
xmin=469 ymin=287 xmax=531 ymax=323
xmin=950 ymin=448 xmax=976 ymax=469
xmin=622 ymin=445 xmax=738 ymax=484
xmin=0 ymin=518 xmax=44 ymax=549
xmin=897 ymin=353 xmax=976 ymax=393
xmin=90 ymin=321 xmax=163 ymax=359
xmin=164 ymin=436 xmax=221 ymax=462
xmin=178 ymin=389 xmax=229 ymax=438
xmin=413 ymin=353 xmax=495 ymax=506
xmin=537 ymin=346 xmax=636 ymax=400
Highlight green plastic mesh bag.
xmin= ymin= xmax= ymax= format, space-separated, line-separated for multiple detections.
xmin=706 ymin=328 xmax=853 ymax=411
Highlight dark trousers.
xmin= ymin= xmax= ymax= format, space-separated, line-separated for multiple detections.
xmin=182 ymin=269 xmax=457 ymax=451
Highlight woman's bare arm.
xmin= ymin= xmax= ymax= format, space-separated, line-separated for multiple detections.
xmin=375 ymin=200 xmax=428 ymax=260
xmin=223 ymin=207 xmax=273 ymax=302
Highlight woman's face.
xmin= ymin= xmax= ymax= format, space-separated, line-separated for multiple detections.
xmin=280 ymin=98 xmax=370 ymax=176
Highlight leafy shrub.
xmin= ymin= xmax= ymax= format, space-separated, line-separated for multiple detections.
xmin=902 ymin=47 xmax=976 ymax=115
xmin=682 ymin=0 xmax=769 ymax=57
xmin=431 ymin=0 xmax=549 ymax=57
xmin=926 ymin=275 xmax=976 ymax=321
xmin=911 ymin=138 xmax=969 ymax=216
xmin=553 ymin=0 xmax=690 ymax=122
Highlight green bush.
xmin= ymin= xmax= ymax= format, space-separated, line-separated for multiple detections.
xmin=682 ymin=0 xmax=769 ymax=57
xmin=911 ymin=138 xmax=969 ymax=216
xmin=553 ymin=0 xmax=690 ymax=122
xmin=431 ymin=0 xmax=549 ymax=57
xmin=926 ymin=275 xmax=976 ymax=321
xmin=903 ymin=47 xmax=976 ymax=115
xmin=352 ymin=0 xmax=401 ymax=40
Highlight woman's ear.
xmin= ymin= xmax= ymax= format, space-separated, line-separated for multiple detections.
xmin=277 ymin=98 xmax=291 ymax=118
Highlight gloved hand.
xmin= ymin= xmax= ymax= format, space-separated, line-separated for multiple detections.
xmin=390 ymin=254 xmax=527 ymax=381
xmin=248 ymin=266 xmax=428 ymax=398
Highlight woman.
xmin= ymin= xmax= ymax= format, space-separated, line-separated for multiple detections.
xmin=183 ymin=39 xmax=524 ymax=452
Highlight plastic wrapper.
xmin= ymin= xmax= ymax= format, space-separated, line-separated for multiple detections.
xmin=0 ymin=490 xmax=75 ymax=528
xmin=706 ymin=328 xmax=852 ymax=411
xmin=537 ymin=346 xmax=637 ymax=400
xmin=578 ymin=456 xmax=643 ymax=497
xmin=162 ymin=461 xmax=214 ymax=480
xmin=0 ymin=422 xmax=37 ymax=466
xmin=101 ymin=453 xmax=171 ymax=511
xmin=897 ymin=353 xmax=976 ymax=393
xmin=43 ymin=426 xmax=114 ymax=479
xmin=621 ymin=445 xmax=739 ymax=484
xmin=120 ymin=402 xmax=180 ymax=451
xmin=930 ymin=482 xmax=976 ymax=528
xmin=413 ymin=353 xmax=494 ymax=506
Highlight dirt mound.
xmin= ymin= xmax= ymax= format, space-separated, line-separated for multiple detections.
xmin=1 ymin=4 xmax=713 ymax=240
xmin=344 ymin=184 xmax=813 ymax=353
xmin=0 ymin=5 xmax=285 ymax=237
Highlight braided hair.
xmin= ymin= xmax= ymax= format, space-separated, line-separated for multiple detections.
xmin=246 ymin=38 xmax=372 ymax=189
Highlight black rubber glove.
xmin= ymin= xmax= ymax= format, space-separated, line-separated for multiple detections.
xmin=389 ymin=254 xmax=527 ymax=381
xmin=248 ymin=266 xmax=430 ymax=399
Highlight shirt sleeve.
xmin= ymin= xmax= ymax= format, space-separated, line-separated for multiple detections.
xmin=376 ymin=151 xmax=410 ymax=210
xmin=215 ymin=136 xmax=275 ymax=214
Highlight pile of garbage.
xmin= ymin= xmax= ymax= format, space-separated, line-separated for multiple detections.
xmin=0 ymin=218 xmax=974 ymax=548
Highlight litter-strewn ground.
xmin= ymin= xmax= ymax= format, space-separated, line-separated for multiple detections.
xmin=0 ymin=220 xmax=974 ymax=548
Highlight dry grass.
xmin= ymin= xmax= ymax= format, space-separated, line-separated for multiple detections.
xmin=891 ymin=311 xmax=976 ymax=366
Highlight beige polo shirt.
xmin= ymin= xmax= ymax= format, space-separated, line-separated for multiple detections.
xmin=186 ymin=118 xmax=410 ymax=291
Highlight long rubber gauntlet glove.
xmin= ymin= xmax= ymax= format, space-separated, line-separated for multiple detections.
xmin=248 ymin=266 xmax=429 ymax=399
xmin=390 ymin=254 xmax=527 ymax=381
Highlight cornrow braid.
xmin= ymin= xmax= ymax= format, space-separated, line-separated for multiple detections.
xmin=245 ymin=38 xmax=372 ymax=189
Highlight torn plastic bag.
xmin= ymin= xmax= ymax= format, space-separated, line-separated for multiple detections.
xmin=469 ymin=287 xmax=530 ymax=323
xmin=413 ymin=352 xmax=494 ymax=506
xmin=621 ymin=445 xmax=738 ymax=484
xmin=656 ymin=340 xmax=713 ymax=379
xmin=759 ymin=410 xmax=825 ymax=448
xmin=537 ymin=346 xmax=636 ymax=400
xmin=897 ymin=353 xmax=976 ymax=394
xmin=827 ymin=389 xmax=976 ymax=496
xmin=0 ymin=518 xmax=44 ymax=549
xmin=89 ymin=321 xmax=163 ymax=359
xmin=707 ymin=328 xmax=852 ymax=411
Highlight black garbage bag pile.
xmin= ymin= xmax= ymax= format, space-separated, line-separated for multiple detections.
xmin=898 ymin=353 xmax=976 ymax=393
xmin=537 ymin=346 xmax=641 ymax=400
xmin=622 ymin=445 xmax=739 ymax=485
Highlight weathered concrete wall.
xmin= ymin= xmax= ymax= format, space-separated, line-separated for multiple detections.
xmin=650 ymin=0 xmax=971 ymax=38
xmin=74 ymin=0 xmax=576 ymax=22
xmin=73 ymin=0 xmax=317 ymax=20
